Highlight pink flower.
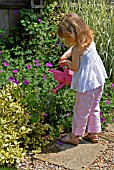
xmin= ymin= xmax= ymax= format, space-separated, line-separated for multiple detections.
xmin=36 ymin=63 xmax=40 ymax=66
xmin=61 ymin=44 xmax=65 ymax=48
xmin=44 ymin=113 xmax=48 ymax=117
xmin=26 ymin=64 xmax=31 ymax=69
xmin=42 ymin=75 xmax=46 ymax=79
xmin=100 ymin=112 xmax=103 ymax=116
xmin=66 ymin=113 xmax=70 ymax=117
xmin=4 ymin=61 xmax=9 ymax=66
xmin=0 ymin=51 xmax=2 ymax=54
xmin=112 ymin=84 xmax=114 ymax=87
xmin=56 ymin=41 xmax=60 ymax=45
xmin=14 ymin=80 xmax=18 ymax=84
xmin=46 ymin=62 xmax=53 ymax=67
xmin=106 ymin=100 xmax=110 ymax=105
xmin=38 ymin=18 xmax=42 ymax=23
xmin=9 ymin=76 xmax=15 ymax=82
xmin=105 ymin=93 xmax=108 ymax=96
xmin=12 ymin=69 xmax=18 ymax=73
xmin=101 ymin=117 xmax=105 ymax=123
xmin=34 ymin=59 xmax=39 ymax=63
xmin=24 ymin=80 xmax=30 ymax=85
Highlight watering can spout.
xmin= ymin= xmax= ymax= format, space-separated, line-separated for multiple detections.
xmin=48 ymin=69 xmax=54 ymax=73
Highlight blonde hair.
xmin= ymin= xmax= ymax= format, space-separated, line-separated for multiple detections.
xmin=58 ymin=13 xmax=94 ymax=49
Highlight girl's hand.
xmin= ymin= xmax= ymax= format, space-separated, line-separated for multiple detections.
xmin=59 ymin=55 xmax=67 ymax=62
xmin=59 ymin=46 xmax=73 ymax=62
xmin=58 ymin=59 xmax=67 ymax=67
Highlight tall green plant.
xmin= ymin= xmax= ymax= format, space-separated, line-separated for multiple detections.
xmin=59 ymin=0 xmax=114 ymax=78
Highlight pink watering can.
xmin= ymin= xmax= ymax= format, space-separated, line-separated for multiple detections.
xmin=48 ymin=67 xmax=73 ymax=94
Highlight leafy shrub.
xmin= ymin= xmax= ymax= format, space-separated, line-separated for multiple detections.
xmin=0 ymin=83 xmax=66 ymax=165
xmin=0 ymin=84 xmax=31 ymax=165
xmin=100 ymin=81 xmax=114 ymax=129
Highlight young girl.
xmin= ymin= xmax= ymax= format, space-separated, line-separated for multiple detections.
xmin=58 ymin=13 xmax=107 ymax=145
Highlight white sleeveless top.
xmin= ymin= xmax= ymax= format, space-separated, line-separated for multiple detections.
xmin=70 ymin=41 xmax=108 ymax=92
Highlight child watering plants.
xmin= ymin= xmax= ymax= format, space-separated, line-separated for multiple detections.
xmin=57 ymin=13 xmax=107 ymax=145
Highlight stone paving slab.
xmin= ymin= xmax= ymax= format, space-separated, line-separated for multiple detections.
xmin=35 ymin=140 xmax=108 ymax=170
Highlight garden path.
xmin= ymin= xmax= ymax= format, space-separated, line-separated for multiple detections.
xmin=32 ymin=124 xmax=114 ymax=170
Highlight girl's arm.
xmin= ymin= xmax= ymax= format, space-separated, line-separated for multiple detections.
xmin=59 ymin=46 xmax=73 ymax=62
xmin=66 ymin=47 xmax=80 ymax=72
xmin=59 ymin=46 xmax=81 ymax=72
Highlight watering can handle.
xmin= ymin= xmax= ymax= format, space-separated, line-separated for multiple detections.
xmin=66 ymin=65 xmax=69 ymax=70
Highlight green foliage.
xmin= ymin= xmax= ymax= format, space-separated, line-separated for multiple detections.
xmin=0 ymin=84 xmax=31 ymax=165
xmin=0 ymin=166 xmax=17 ymax=170
xmin=45 ymin=0 xmax=58 ymax=5
xmin=100 ymin=81 xmax=114 ymax=129
xmin=0 ymin=83 xmax=67 ymax=166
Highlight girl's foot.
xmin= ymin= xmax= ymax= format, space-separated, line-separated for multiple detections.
xmin=59 ymin=133 xmax=79 ymax=145
xmin=83 ymin=133 xmax=99 ymax=143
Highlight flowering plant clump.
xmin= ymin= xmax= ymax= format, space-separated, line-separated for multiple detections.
xmin=0 ymin=4 xmax=70 ymax=165
xmin=100 ymin=81 xmax=114 ymax=129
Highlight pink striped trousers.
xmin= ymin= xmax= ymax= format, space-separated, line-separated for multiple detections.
xmin=72 ymin=86 xmax=103 ymax=136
